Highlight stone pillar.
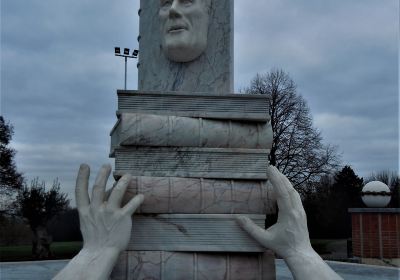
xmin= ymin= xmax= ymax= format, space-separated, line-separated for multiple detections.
xmin=110 ymin=1 xmax=276 ymax=279
xmin=349 ymin=208 xmax=400 ymax=263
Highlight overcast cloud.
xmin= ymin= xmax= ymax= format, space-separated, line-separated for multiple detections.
xmin=1 ymin=0 xmax=398 ymax=205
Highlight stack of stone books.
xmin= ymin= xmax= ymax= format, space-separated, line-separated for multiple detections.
xmin=109 ymin=1 xmax=276 ymax=279
xmin=109 ymin=90 xmax=275 ymax=279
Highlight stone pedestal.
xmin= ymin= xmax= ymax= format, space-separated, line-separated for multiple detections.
xmin=110 ymin=1 xmax=276 ymax=279
xmin=111 ymin=250 xmax=276 ymax=280
xmin=110 ymin=90 xmax=275 ymax=279
xmin=349 ymin=208 xmax=400 ymax=261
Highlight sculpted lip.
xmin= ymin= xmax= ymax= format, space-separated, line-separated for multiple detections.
xmin=159 ymin=0 xmax=209 ymax=62
xmin=167 ymin=24 xmax=188 ymax=33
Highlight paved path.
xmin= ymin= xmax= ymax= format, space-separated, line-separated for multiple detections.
xmin=0 ymin=259 xmax=399 ymax=279
xmin=0 ymin=260 xmax=68 ymax=280
xmin=276 ymin=259 xmax=399 ymax=280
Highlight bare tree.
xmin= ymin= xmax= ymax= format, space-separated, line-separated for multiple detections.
xmin=15 ymin=178 xmax=69 ymax=259
xmin=366 ymin=170 xmax=399 ymax=187
xmin=245 ymin=69 xmax=340 ymax=191
xmin=0 ymin=116 xmax=24 ymax=198
xmin=366 ymin=170 xmax=399 ymax=207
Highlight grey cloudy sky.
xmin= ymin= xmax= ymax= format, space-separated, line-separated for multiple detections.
xmin=1 ymin=0 xmax=398 ymax=205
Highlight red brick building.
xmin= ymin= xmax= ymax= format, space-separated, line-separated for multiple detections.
xmin=349 ymin=208 xmax=400 ymax=259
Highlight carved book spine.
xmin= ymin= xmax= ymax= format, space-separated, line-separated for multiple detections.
xmin=110 ymin=113 xmax=273 ymax=155
xmin=122 ymin=176 xmax=275 ymax=214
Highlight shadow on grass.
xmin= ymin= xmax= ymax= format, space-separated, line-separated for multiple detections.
xmin=311 ymin=239 xmax=332 ymax=255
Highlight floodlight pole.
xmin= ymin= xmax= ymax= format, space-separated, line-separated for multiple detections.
xmin=124 ymin=56 xmax=128 ymax=90
xmin=115 ymin=49 xmax=139 ymax=90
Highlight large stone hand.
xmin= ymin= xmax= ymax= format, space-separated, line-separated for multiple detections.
xmin=53 ymin=164 xmax=144 ymax=280
xmin=237 ymin=165 xmax=342 ymax=280
xmin=76 ymin=164 xmax=143 ymax=252
xmin=237 ymin=165 xmax=312 ymax=258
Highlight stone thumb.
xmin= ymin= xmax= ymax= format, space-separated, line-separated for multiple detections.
xmin=236 ymin=216 xmax=272 ymax=248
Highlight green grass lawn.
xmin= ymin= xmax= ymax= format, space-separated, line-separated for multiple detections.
xmin=311 ymin=239 xmax=349 ymax=257
xmin=0 ymin=241 xmax=82 ymax=262
xmin=311 ymin=239 xmax=333 ymax=254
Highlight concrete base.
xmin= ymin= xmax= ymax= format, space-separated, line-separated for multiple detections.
xmin=360 ymin=258 xmax=400 ymax=267
xmin=110 ymin=250 xmax=276 ymax=280
xmin=2 ymin=258 xmax=399 ymax=280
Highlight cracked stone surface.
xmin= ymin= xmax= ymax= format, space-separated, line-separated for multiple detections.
xmin=121 ymin=176 xmax=276 ymax=214
xmin=110 ymin=113 xmax=273 ymax=154
xmin=114 ymin=147 xmax=269 ymax=180
xmin=115 ymin=91 xmax=270 ymax=122
xmin=128 ymin=214 xmax=266 ymax=252
xmin=111 ymin=250 xmax=276 ymax=280
xmin=110 ymin=1 xmax=276 ymax=278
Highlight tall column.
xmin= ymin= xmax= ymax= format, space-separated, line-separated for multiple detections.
xmin=110 ymin=1 xmax=276 ymax=279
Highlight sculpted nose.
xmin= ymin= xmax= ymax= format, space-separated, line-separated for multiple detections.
xmin=169 ymin=1 xmax=182 ymax=19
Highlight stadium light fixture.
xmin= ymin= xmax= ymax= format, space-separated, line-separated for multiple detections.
xmin=114 ymin=47 xmax=139 ymax=90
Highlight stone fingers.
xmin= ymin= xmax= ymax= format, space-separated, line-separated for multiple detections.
xmin=121 ymin=194 xmax=144 ymax=217
xmin=236 ymin=216 xmax=272 ymax=248
xmin=266 ymin=165 xmax=293 ymax=212
xmin=289 ymin=188 xmax=305 ymax=214
xmin=108 ymin=174 xmax=132 ymax=210
xmin=267 ymin=165 xmax=305 ymax=217
xmin=75 ymin=164 xmax=90 ymax=209
xmin=91 ymin=164 xmax=111 ymax=208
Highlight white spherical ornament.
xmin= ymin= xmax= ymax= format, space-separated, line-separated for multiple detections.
xmin=361 ymin=181 xmax=391 ymax=208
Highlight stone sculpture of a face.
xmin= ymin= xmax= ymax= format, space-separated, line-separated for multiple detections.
xmin=159 ymin=0 xmax=209 ymax=62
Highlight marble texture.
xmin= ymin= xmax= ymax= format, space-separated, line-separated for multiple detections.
xmin=129 ymin=214 xmax=266 ymax=252
xmin=117 ymin=90 xmax=269 ymax=121
xmin=111 ymin=250 xmax=276 ymax=280
xmin=159 ymin=0 xmax=209 ymax=62
xmin=110 ymin=113 xmax=273 ymax=155
xmin=114 ymin=147 xmax=270 ymax=179
xmin=121 ymin=176 xmax=276 ymax=214
xmin=107 ymin=2 xmax=278 ymax=278
xmin=53 ymin=165 xmax=145 ymax=280
xmin=138 ymin=0 xmax=234 ymax=93
xmin=237 ymin=166 xmax=343 ymax=280
xmin=4 ymin=257 xmax=399 ymax=280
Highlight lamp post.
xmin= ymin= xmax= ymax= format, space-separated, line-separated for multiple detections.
xmin=115 ymin=47 xmax=139 ymax=90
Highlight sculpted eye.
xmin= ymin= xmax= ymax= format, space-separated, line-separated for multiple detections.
xmin=181 ymin=0 xmax=193 ymax=5
xmin=160 ymin=0 xmax=172 ymax=8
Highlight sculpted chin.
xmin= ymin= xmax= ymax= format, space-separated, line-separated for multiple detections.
xmin=159 ymin=0 xmax=210 ymax=62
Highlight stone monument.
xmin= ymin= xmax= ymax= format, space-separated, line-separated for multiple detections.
xmin=350 ymin=181 xmax=399 ymax=266
xmin=138 ymin=0 xmax=233 ymax=93
xmin=109 ymin=0 xmax=276 ymax=279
